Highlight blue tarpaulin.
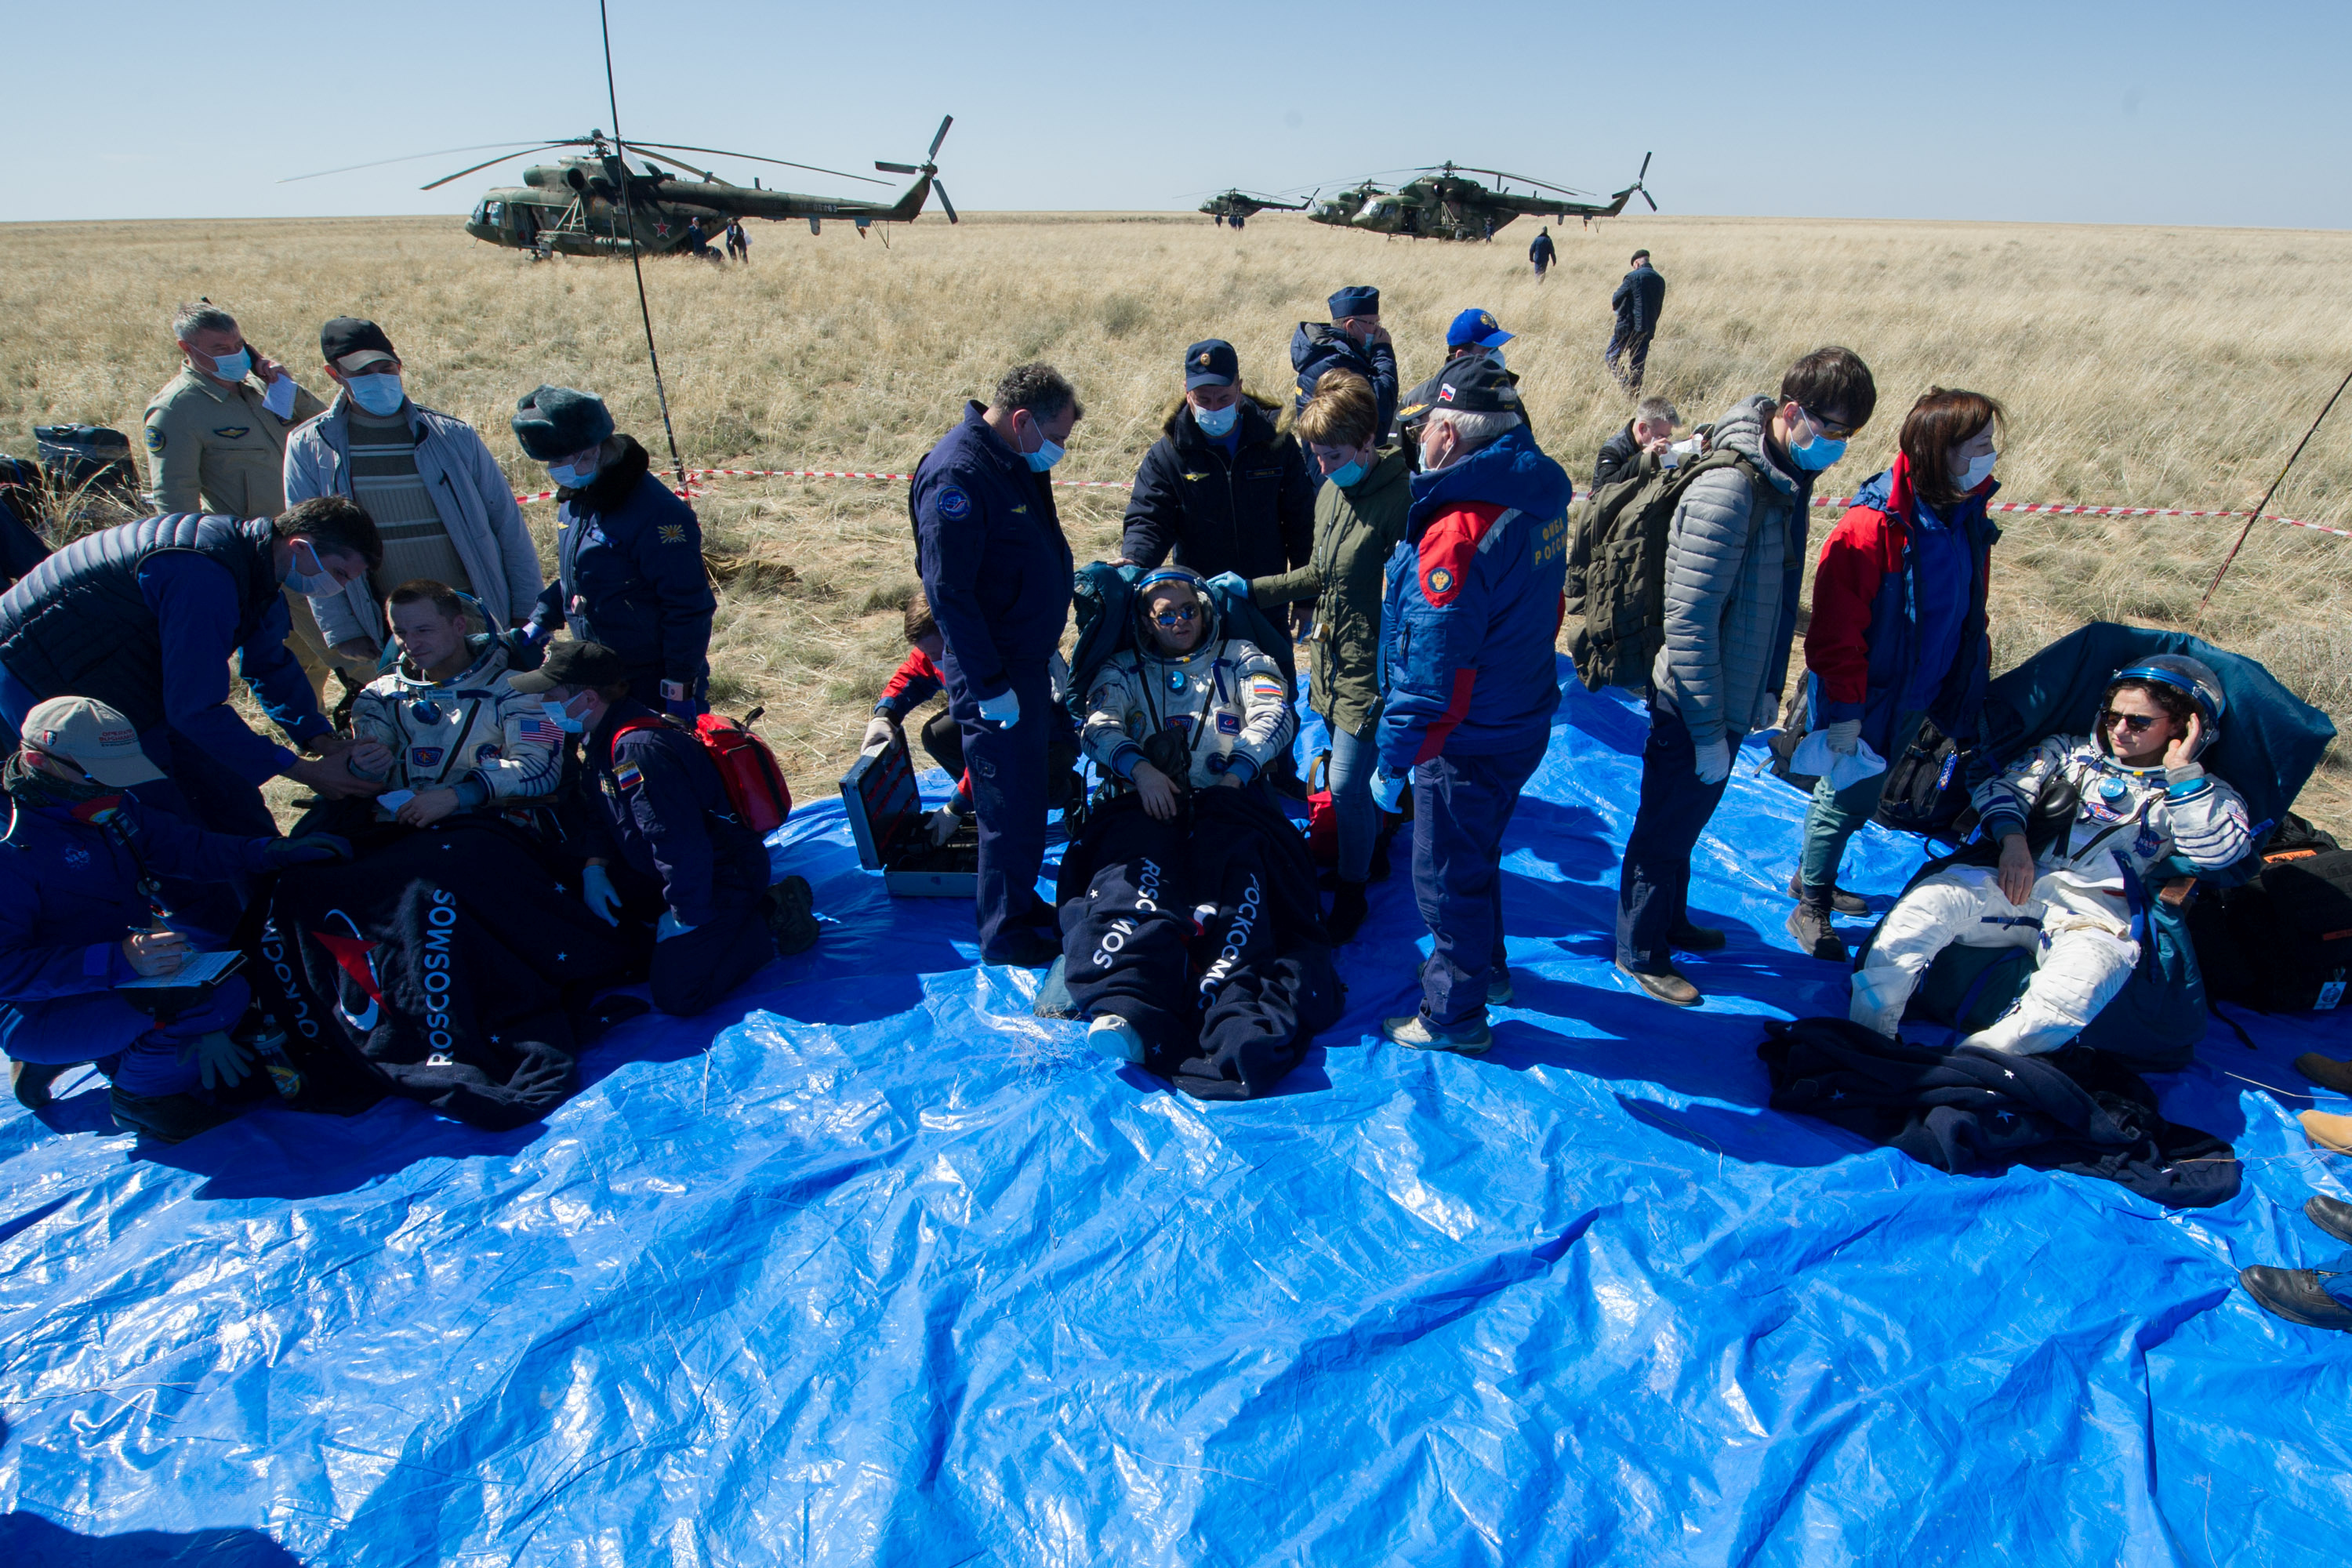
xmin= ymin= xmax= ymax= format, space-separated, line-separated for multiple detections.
xmin=2 ymin=669 xmax=2347 ymax=1566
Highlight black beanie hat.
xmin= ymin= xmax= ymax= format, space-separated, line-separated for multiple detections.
xmin=512 ymin=385 xmax=615 ymax=460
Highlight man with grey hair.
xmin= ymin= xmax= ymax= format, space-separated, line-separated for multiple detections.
xmin=908 ymin=362 xmax=1082 ymax=966
xmin=1592 ymin=396 xmax=1682 ymax=492
xmin=141 ymin=301 xmax=335 ymax=695
xmin=1370 ymin=357 xmax=1573 ymax=1054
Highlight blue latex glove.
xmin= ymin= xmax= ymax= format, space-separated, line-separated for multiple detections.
xmin=261 ymin=833 xmax=354 ymax=869
xmin=501 ymin=626 xmax=548 ymax=672
xmin=1370 ymin=766 xmax=1407 ymax=814
xmin=1206 ymin=572 xmax=1250 ymax=600
xmin=177 ymin=1029 xmax=255 ymax=1091
xmin=976 ymin=688 xmax=1021 ymax=729
xmin=580 ymin=864 xmax=622 ymax=925
xmin=656 ymin=910 xmax=695 ymax=942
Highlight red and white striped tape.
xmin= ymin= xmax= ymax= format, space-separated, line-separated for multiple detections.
xmin=514 ymin=466 xmax=2351 ymax=539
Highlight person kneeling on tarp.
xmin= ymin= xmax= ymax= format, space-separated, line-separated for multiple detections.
xmin=341 ymin=579 xmax=564 ymax=839
xmin=514 ymin=640 xmax=803 ymax=1017
xmin=1061 ymin=568 xmax=1341 ymax=1098
xmin=0 ymin=697 xmax=347 ymax=1138
xmin=1852 ymin=655 xmax=2252 ymax=1053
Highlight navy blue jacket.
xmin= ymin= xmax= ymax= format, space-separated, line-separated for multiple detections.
xmin=909 ymin=402 xmax=1074 ymax=708
xmin=0 ymin=791 xmax=266 ymax=1005
xmin=1377 ymin=427 xmax=1573 ymax=768
xmin=1529 ymin=232 xmax=1557 ymax=265
xmin=531 ymin=437 xmax=715 ymax=690
xmin=1290 ymin=325 xmax=1399 ymax=441
xmin=580 ymin=699 xmax=767 ymax=928
xmin=1611 ymin=263 xmax=1666 ymax=333
xmin=1119 ymin=398 xmax=1316 ymax=581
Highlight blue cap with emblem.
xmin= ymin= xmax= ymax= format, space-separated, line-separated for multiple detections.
xmin=1183 ymin=339 xmax=1239 ymax=390
xmin=1327 ymin=285 xmax=1380 ymax=320
xmin=1446 ymin=308 xmax=1513 ymax=350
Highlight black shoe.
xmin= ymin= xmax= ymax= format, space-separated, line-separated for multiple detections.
xmin=1672 ymin=921 xmax=1726 ymax=953
xmin=107 ymin=1087 xmax=239 ymax=1145
xmin=11 ymin=1058 xmax=70 ymax=1109
xmin=764 ymin=875 xmax=819 ymax=956
xmin=2296 ymin=1053 xmax=2352 ymax=1095
xmin=1616 ymin=960 xmax=1700 ymax=1007
xmin=2309 ymin=1195 xmax=2352 ymax=1247
xmin=2241 ymin=1265 xmax=2352 ymax=1330
xmin=1325 ymin=880 xmax=1370 ymax=944
xmin=1787 ymin=872 xmax=1869 ymax=916
xmin=1785 ymin=900 xmax=1849 ymax=964
xmin=1367 ymin=834 xmax=1393 ymax=884
xmin=985 ymin=926 xmax=1062 ymax=968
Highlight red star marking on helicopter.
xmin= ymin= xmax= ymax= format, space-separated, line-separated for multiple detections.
xmin=652 ymin=220 xmax=670 ymax=238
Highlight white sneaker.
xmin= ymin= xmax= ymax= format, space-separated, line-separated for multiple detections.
xmin=1087 ymin=1014 xmax=1145 ymax=1064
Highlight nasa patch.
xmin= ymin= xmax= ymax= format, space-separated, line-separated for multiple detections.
xmin=144 ymin=423 xmax=166 ymax=452
xmin=2134 ymin=823 xmax=2164 ymax=858
xmin=476 ymin=744 xmax=501 ymax=761
xmin=936 ymin=485 xmax=972 ymax=521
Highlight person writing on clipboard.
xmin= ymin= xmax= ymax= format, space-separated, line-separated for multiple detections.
xmin=0 ymin=697 xmax=350 ymax=1142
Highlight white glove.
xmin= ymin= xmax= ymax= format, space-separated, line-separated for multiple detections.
xmin=179 ymin=1029 xmax=255 ymax=1091
xmin=580 ymin=864 xmax=622 ymax=925
xmin=924 ymin=805 xmax=962 ymax=847
xmin=1370 ymin=766 xmax=1407 ymax=814
xmin=976 ymin=688 xmax=1021 ymax=729
xmin=861 ymin=716 xmax=897 ymax=753
xmin=1822 ymin=719 xmax=1862 ymax=755
xmin=1693 ymin=737 xmax=1733 ymax=786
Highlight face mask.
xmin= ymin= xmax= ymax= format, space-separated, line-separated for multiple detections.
xmin=1025 ymin=424 xmax=1065 ymax=473
xmin=1192 ymin=402 xmax=1240 ymax=439
xmin=1788 ymin=418 xmax=1848 ymax=472
xmin=1418 ymin=428 xmax=1450 ymax=474
xmin=347 ymin=372 xmax=405 ymax=416
xmin=1328 ymin=459 xmax=1367 ymax=488
xmin=1955 ymin=450 xmax=1998 ymax=491
xmin=204 ymin=347 xmax=252 ymax=383
xmin=1486 ymin=348 xmax=1507 ymax=369
xmin=283 ymin=540 xmax=340 ymax=597
xmin=541 ymin=697 xmax=586 ymax=735
xmin=546 ymin=458 xmax=599 ymax=489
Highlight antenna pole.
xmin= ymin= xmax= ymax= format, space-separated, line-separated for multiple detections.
xmin=2190 ymin=364 xmax=2351 ymax=633
xmin=599 ymin=0 xmax=689 ymax=492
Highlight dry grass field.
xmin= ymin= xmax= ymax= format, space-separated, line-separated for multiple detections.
xmin=2 ymin=211 xmax=2346 ymax=829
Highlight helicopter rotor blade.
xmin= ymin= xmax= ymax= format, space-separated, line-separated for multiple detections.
xmin=932 ymin=180 xmax=959 ymax=224
xmin=619 ymin=141 xmax=890 ymax=186
xmin=1641 ymin=189 xmax=1659 ymax=212
xmin=875 ymin=161 xmax=921 ymax=175
xmin=282 ymin=141 xmax=574 ymax=184
xmin=421 ymin=146 xmax=586 ymax=191
xmin=927 ymin=114 xmax=953 ymax=162
xmin=1638 ymin=150 xmax=1653 ymax=181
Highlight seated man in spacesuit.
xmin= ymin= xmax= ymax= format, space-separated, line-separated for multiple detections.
xmin=1057 ymin=568 xmax=1339 ymax=1099
xmin=1852 ymin=655 xmax=2252 ymax=1054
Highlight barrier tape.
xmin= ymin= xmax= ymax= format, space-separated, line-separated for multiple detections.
xmin=514 ymin=466 xmax=2352 ymax=539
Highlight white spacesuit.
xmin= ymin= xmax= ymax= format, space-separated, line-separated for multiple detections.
xmin=1853 ymin=657 xmax=2252 ymax=1054
xmin=1081 ymin=579 xmax=1297 ymax=795
xmin=350 ymin=635 xmax=564 ymax=821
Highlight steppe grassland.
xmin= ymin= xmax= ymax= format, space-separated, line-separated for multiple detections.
xmin=1 ymin=212 xmax=2346 ymax=826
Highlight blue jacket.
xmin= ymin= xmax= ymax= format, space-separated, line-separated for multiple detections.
xmin=0 ymin=791 xmax=266 ymax=1005
xmin=909 ymin=402 xmax=1074 ymax=709
xmin=1611 ymin=263 xmax=1665 ymax=333
xmin=1290 ymin=324 xmax=1400 ymax=441
xmin=1377 ymin=427 xmax=1573 ymax=768
xmin=579 ymin=699 xmax=768 ymax=928
xmin=1801 ymin=455 xmax=1997 ymax=755
xmin=530 ymin=437 xmax=715 ymax=689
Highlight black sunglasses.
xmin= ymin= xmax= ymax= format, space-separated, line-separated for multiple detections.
xmin=1151 ymin=605 xmax=1200 ymax=628
xmin=2100 ymin=710 xmax=2161 ymax=734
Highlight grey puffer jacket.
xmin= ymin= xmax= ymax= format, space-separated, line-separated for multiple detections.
xmin=1652 ymin=394 xmax=1812 ymax=750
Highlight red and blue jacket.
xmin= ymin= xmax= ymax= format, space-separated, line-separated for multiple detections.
xmin=1376 ymin=426 xmax=1572 ymax=769
xmin=873 ymin=646 xmax=946 ymax=724
xmin=1802 ymin=452 xmax=1998 ymax=755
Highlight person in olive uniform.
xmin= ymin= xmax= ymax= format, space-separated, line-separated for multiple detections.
xmin=142 ymin=301 xmax=336 ymax=699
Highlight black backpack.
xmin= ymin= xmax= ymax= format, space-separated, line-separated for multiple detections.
xmin=1568 ymin=444 xmax=1764 ymax=694
xmin=2188 ymin=815 xmax=2352 ymax=1014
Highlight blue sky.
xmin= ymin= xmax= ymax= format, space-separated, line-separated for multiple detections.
xmin=6 ymin=0 xmax=2347 ymax=227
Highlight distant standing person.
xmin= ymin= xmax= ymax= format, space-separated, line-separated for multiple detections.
xmin=142 ymin=301 xmax=334 ymax=698
xmin=1290 ymin=287 xmax=1398 ymax=485
xmin=1606 ymin=249 xmax=1666 ymax=394
xmin=1529 ymin=226 xmax=1557 ymax=281
xmin=725 ymin=220 xmax=749 ymax=263
xmin=909 ymin=363 xmax=1083 ymax=967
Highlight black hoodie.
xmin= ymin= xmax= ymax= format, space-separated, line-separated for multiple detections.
xmin=1118 ymin=397 xmax=1316 ymax=582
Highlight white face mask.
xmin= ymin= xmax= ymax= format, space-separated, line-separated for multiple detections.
xmin=1955 ymin=450 xmax=1998 ymax=491
xmin=1192 ymin=401 xmax=1240 ymax=439
xmin=283 ymin=539 xmax=340 ymax=597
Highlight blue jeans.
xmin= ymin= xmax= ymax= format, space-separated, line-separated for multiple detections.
xmin=1327 ymin=723 xmax=1379 ymax=884
xmin=0 ymin=975 xmax=251 ymax=1098
xmin=1414 ymin=739 xmax=1547 ymax=1028
xmin=1616 ymin=699 xmax=1740 ymax=974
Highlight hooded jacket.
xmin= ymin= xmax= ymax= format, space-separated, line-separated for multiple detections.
xmin=350 ymin=634 xmax=564 ymax=813
xmin=1653 ymin=394 xmax=1812 ymax=752
xmin=528 ymin=435 xmax=716 ymax=690
xmin=1081 ymin=583 xmax=1298 ymax=791
xmin=1377 ymin=426 xmax=1572 ymax=768
xmin=1289 ymin=324 xmax=1399 ymax=441
xmin=1248 ymin=445 xmax=1412 ymax=737
xmin=284 ymin=394 xmax=543 ymax=651
xmin=1804 ymin=452 xmax=1998 ymax=754
xmin=1119 ymin=397 xmax=1316 ymax=582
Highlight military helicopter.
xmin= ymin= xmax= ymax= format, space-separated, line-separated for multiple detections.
xmin=1197 ymin=190 xmax=1308 ymax=228
xmin=284 ymin=118 xmax=958 ymax=257
xmin=1309 ymin=154 xmax=1656 ymax=241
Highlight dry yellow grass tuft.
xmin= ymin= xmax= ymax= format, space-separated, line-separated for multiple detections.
xmin=2 ymin=212 xmax=2345 ymax=827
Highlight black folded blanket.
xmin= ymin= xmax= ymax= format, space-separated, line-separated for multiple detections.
xmin=1759 ymin=1017 xmax=2241 ymax=1209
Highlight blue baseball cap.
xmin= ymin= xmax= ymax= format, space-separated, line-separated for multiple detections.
xmin=1446 ymin=308 xmax=1513 ymax=350
xmin=1183 ymin=339 xmax=1239 ymax=390
xmin=1327 ymin=285 xmax=1380 ymax=319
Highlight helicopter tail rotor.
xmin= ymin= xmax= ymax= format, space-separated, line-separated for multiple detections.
xmin=877 ymin=116 xmax=956 ymax=222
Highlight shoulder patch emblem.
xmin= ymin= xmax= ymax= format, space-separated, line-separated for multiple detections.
xmin=410 ymin=746 xmax=444 ymax=768
xmin=614 ymin=760 xmax=644 ymax=791
xmin=657 ymin=523 xmax=688 ymax=545
xmin=936 ymin=485 xmax=972 ymax=521
xmin=144 ymin=425 xmax=166 ymax=452
xmin=1428 ymin=566 xmax=1454 ymax=595
xmin=212 ymin=426 xmax=250 ymax=440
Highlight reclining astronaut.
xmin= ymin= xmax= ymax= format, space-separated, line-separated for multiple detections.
xmin=1852 ymin=655 xmax=2252 ymax=1054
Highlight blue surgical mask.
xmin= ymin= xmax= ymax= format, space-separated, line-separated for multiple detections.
xmin=1955 ymin=450 xmax=1998 ymax=491
xmin=205 ymin=347 xmax=252 ymax=383
xmin=1025 ymin=427 xmax=1065 ymax=473
xmin=283 ymin=540 xmax=340 ymax=597
xmin=1192 ymin=401 xmax=1240 ymax=439
xmin=1789 ymin=429 xmax=1848 ymax=472
xmin=541 ymin=697 xmax=586 ymax=735
xmin=347 ymin=372 xmax=405 ymax=416
xmin=1328 ymin=459 xmax=1367 ymax=488
xmin=546 ymin=459 xmax=599 ymax=489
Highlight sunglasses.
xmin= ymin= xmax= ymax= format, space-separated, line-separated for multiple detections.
xmin=1798 ymin=404 xmax=1860 ymax=441
xmin=1151 ymin=605 xmax=1200 ymax=628
xmin=2100 ymin=710 xmax=2162 ymax=734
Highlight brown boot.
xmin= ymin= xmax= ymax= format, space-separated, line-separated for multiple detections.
xmin=2296 ymin=1054 xmax=2352 ymax=1096
xmin=1617 ymin=960 xmax=1700 ymax=1007
xmin=2300 ymin=1110 xmax=2352 ymax=1155
xmin=1785 ymin=898 xmax=1849 ymax=964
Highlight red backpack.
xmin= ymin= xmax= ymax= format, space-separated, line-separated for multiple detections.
xmin=611 ymin=706 xmax=793 ymax=835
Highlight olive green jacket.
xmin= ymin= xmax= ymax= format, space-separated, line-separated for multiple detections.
xmin=1247 ymin=447 xmax=1412 ymax=739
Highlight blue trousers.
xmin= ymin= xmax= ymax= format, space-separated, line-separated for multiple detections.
xmin=957 ymin=666 xmax=1055 ymax=960
xmin=0 ymin=975 xmax=251 ymax=1098
xmin=1616 ymin=699 xmax=1740 ymax=974
xmin=1327 ymin=723 xmax=1379 ymax=884
xmin=1414 ymin=739 xmax=1547 ymax=1028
